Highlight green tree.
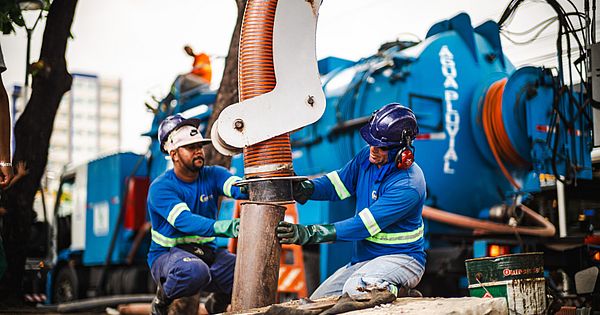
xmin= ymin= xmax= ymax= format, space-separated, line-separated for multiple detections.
xmin=0 ymin=0 xmax=78 ymax=304
xmin=204 ymin=0 xmax=247 ymax=168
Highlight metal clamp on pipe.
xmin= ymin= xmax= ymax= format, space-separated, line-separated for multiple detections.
xmin=211 ymin=0 xmax=325 ymax=156
xmin=234 ymin=175 xmax=308 ymax=202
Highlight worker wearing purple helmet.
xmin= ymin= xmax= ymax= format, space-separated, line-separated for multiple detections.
xmin=148 ymin=114 xmax=248 ymax=315
xmin=277 ymin=103 xmax=426 ymax=298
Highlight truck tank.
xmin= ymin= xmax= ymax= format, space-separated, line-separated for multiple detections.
xmin=227 ymin=13 xmax=596 ymax=288
xmin=285 ymin=13 xmax=593 ymax=235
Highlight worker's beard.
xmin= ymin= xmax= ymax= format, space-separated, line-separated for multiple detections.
xmin=184 ymin=156 xmax=205 ymax=172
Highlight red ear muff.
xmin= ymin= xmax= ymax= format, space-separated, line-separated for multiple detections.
xmin=395 ymin=147 xmax=414 ymax=170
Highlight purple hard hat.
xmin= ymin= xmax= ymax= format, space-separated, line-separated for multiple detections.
xmin=359 ymin=103 xmax=419 ymax=148
xmin=158 ymin=114 xmax=202 ymax=153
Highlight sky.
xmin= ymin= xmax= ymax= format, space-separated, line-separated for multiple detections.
xmin=0 ymin=0 xmax=589 ymax=154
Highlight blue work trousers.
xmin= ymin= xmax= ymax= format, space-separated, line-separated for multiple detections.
xmin=150 ymin=247 xmax=236 ymax=300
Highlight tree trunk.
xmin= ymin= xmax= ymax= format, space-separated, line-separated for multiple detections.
xmin=204 ymin=0 xmax=247 ymax=168
xmin=0 ymin=0 xmax=77 ymax=304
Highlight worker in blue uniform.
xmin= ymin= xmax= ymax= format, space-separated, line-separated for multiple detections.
xmin=277 ymin=103 xmax=426 ymax=299
xmin=148 ymin=114 xmax=247 ymax=315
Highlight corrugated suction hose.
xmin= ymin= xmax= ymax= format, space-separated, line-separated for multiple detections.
xmin=239 ymin=0 xmax=294 ymax=178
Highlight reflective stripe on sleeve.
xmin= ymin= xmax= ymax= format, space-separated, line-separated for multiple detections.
xmin=366 ymin=223 xmax=424 ymax=244
xmin=167 ymin=203 xmax=190 ymax=226
xmin=223 ymin=176 xmax=242 ymax=198
xmin=151 ymin=229 xmax=215 ymax=247
xmin=358 ymin=208 xmax=381 ymax=236
xmin=325 ymin=171 xmax=351 ymax=200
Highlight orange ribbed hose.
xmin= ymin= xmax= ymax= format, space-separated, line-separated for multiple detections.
xmin=482 ymin=79 xmax=528 ymax=189
xmin=239 ymin=0 xmax=294 ymax=178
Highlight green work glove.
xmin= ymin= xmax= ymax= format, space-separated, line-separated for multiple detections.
xmin=276 ymin=221 xmax=336 ymax=245
xmin=213 ymin=218 xmax=240 ymax=238
xmin=293 ymin=179 xmax=314 ymax=205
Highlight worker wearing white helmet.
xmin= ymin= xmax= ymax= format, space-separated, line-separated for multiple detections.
xmin=147 ymin=114 xmax=247 ymax=315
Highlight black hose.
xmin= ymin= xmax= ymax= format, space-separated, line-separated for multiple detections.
xmin=37 ymin=294 xmax=154 ymax=313
xmin=498 ymin=0 xmax=524 ymax=28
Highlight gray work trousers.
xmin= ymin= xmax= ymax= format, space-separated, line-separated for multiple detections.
xmin=310 ymin=253 xmax=424 ymax=299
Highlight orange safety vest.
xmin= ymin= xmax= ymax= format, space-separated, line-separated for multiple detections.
xmin=191 ymin=53 xmax=212 ymax=84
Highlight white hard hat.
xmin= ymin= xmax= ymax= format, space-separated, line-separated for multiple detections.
xmin=163 ymin=124 xmax=211 ymax=153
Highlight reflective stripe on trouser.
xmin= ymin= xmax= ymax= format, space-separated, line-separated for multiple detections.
xmin=326 ymin=171 xmax=351 ymax=200
xmin=151 ymin=229 xmax=215 ymax=247
xmin=310 ymin=254 xmax=424 ymax=299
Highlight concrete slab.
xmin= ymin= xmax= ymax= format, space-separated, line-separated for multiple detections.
xmin=343 ymin=297 xmax=508 ymax=315
xmin=235 ymin=296 xmax=508 ymax=314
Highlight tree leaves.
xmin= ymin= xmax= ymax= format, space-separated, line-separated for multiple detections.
xmin=0 ymin=0 xmax=50 ymax=34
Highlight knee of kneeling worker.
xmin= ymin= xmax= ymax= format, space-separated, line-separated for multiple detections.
xmin=184 ymin=261 xmax=212 ymax=288
xmin=342 ymin=276 xmax=395 ymax=297
xmin=167 ymin=260 xmax=211 ymax=297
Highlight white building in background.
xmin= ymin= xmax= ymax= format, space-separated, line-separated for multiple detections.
xmin=45 ymin=73 xmax=122 ymax=180
xmin=11 ymin=73 xmax=121 ymax=222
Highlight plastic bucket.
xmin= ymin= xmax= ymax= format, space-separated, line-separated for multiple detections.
xmin=465 ymin=252 xmax=546 ymax=315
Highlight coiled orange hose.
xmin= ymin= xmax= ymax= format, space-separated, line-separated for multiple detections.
xmin=482 ymin=79 xmax=529 ymax=189
xmin=239 ymin=0 xmax=294 ymax=178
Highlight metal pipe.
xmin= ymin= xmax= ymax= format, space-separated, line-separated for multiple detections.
xmin=231 ymin=0 xmax=294 ymax=310
xmin=557 ymin=175 xmax=567 ymax=237
xmin=423 ymin=204 xmax=556 ymax=237
xmin=232 ymin=202 xmax=286 ymax=309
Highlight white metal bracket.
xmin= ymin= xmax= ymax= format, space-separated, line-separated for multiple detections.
xmin=213 ymin=0 xmax=325 ymax=156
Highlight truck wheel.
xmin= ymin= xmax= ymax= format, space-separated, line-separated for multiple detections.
xmin=53 ymin=266 xmax=79 ymax=303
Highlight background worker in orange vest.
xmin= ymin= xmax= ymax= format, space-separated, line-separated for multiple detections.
xmin=184 ymin=45 xmax=211 ymax=85
xmin=163 ymin=45 xmax=212 ymax=105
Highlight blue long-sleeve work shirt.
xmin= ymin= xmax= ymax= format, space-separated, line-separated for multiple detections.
xmin=311 ymin=146 xmax=427 ymax=267
xmin=146 ymin=166 xmax=247 ymax=267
